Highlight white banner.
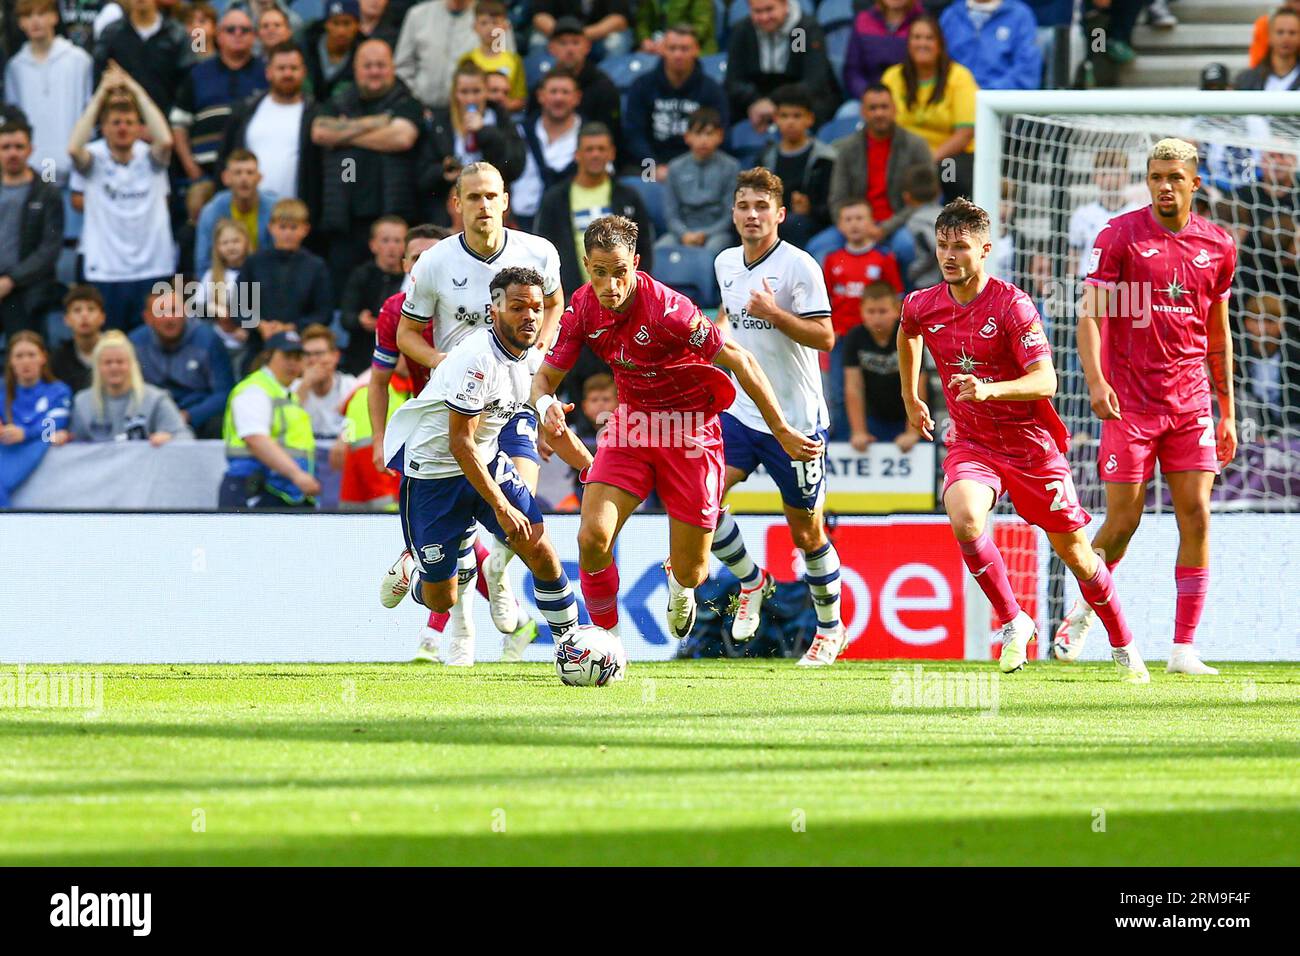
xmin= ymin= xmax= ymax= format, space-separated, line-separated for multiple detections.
xmin=725 ymin=440 xmax=936 ymax=512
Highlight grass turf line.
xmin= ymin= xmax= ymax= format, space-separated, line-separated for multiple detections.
xmin=0 ymin=661 xmax=1296 ymax=866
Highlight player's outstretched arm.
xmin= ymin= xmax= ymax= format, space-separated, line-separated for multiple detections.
xmin=714 ymin=339 xmax=822 ymax=461
xmin=447 ymin=410 xmax=529 ymax=540
xmin=546 ymin=421 xmax=595 ymax=473
xmin=366 ymin=366 xmax=395 ymax=474
xmin=530 ymin=360 xmax=570 ymax=439
xmin=950 ymin=359 xmax=1056 ymax=404
xmin=1207 ymin=298 xmax=1237 ymax=462
xmin=897 ymin=327 xmax=934 ymax=441
xmin=395 ymin=315 xmax=445 ymax=371
xmin=1078 ymin=283 xmax=1121 ymax=420
xmin=538 ymin=289 xmax=565 ymax=354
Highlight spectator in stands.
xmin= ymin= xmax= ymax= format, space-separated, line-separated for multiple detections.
xmin=823 ymin=200 xmax=902 ymax=436
xmin=512 ymin=66 xmax=584 ymax=229
xmin=843 ymin=0 xmax=923 ymax=100
xmin=339 ymin=214 xmax=406 ymax=375
xmin=294 ymin=322 xmax=356 ymax=437
xmin=483 ymin=69 xmax=515 ymax=113
xmin=51 ymin=285 xmax=107 ymax=393
xmin=899 ymin=162 xmax=941 ymax=289
xmin=636 ymin=0 xmax=717 ymax=55
xmin=179 ymin=3 xmax=218 ymax=67
xmin=1023 ymin=0 xmax=1078 ymax=89
xmin=311 ymin=37 xmax=425 ymax=278
xmin=247 ymin=0 xmax=305 ymax=37
xmin=218 ymin=327 xmax=318 ymax=508
xmin=0 ymin=116 xmax=63 ymax=342
xmin=542 ymin=18 xmax=622 ymax=139
xmin=194 ymin=149 xmax=277 ymax=276
xmin=1234 ymin=7 xmax=1300 ymax=91
xmin=360 ymin=0 xmax=399 ymax=48
xmin=1066 ymin=147 xmax=1141 ymax=279
xmin=170 ymin=6 xmax=266 ymax=182
xmin=458 ymin=1 xmax=527 ymax=114
xmin=844 ymin=281 xmax=921 ymax=451
xmin=221 ymin=42 xmax=322 ymax=225
xmin=396 ymin=0 xmax=513 ymax=112
xmin=334 ymin=352 xmax=412 ymax=509
xmin=240 ymin=197 xmax=333 ymax=335
xmin=881 ymin=16 xmax=977 ymax=201
xmin=5 ymin=0 xmax=94 ymax=184
xmin=659 ymin=107 xmax=739 ymax=257
xmin=825 ymin=84 xmax=929 ymax=271
xmin=129 ymin=283 xmax=233 ymax=437
xmin=255 ymin=5 xmax=294 ymax=55
xmin=69 ymin=63 xmax=174 ymax=331
xmin=71 ymin=330 xmax=191 ymax=443
xmin=303 ymin=0 xmax=362 ymax=102
xmin=195 ymin=219 xmax=252 ymax=370
xmin=1235 ymin=149 xmax=1300 ymax=298
xmin=1238 ymin=292 xmax=1291 ymax=432
xmin=939 ymin=0 xmax=1041 ymax=92
xmin=726 ymin=0 xmax=840 ymax=128
xmin=1250 ymin=1 xmax=1300 ymax=68
xmin=93 ymin=0 xmax=189 ymax=115
xmin=757 ymin=84 xmax=833 ymax=248
xmin=536 ymin=121 xmax=654 ymax=295
xmin=0 ymin=331 xmax=71 ymax=507
xmin=532 ymin=0 xmax=632 ymax=59
xmin=624 ymin=23 xmax=728 ymax=177
xmin=429 ymin=60 xmax=526 ymax=214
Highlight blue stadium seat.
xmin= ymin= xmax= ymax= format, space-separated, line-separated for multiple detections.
xmin=288 ymin=0 xmax=324 ymax=23
xmin=728 ymin=0 xmax=750 ymax=30
xmin=728 ymin=118 xmax=776 ymax=168
xmin=700 ymin=52 xmax=728 ymax=86
xmin=599 ymin=52 xmax=661 ymax=91
xmin=816 ymin=115 xmax=862 ymax=144
xmin=524 ymin=48 xmax=555 ymax=88
xmin=713 ymin=0 xmax=730 ymax=47
xmin=653 ymin=244 xmax=720 ymax=308
xmin=833 ymin=97 xmax=861 ymax=120
xmin=816 ymin=0 xmax=854 ymax=31
xmin=825 ymin=24 xmax=852 ymax=80
xmin=618 ymin=175 xmax=668 ymax=236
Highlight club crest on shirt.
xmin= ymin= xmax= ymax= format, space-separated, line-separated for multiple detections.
xmin=978 ymin=316 xmax=998 ymax=338
xmin=1192 ymin=249 xmax=1212 ymax=269
xmin=634 ymin=325 xmax=651 ymax=345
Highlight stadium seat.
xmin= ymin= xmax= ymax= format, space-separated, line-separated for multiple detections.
xmin=599 ymin=52 xmax=661 ymax=91
xmin=524 ymin=48 xmax=555 ymax=88
xmin=287 ymin=0 xmax=324 ymax=22
xmin=700 ymin=52 xmax=728 ymax=86
xmin=825 ymin=24 xmax=852 ymax=80
xmin=728 ymin=118 xmax=776 ymax=168
xmin=833 ymin=97 xmax=860 ymax=120
xmin=816 ymin=115 xmax=862 ymax=144
xmin=816 ymin=0 xmax=853 ymax=31
xmin=653 ymin=244 xmax=720 ymax=308
xmin=713 ymin=0 xmax=730 ymax=47
xmin=618 ymin=175 xmax=668 ymax=236
xmin=728 ymin=0 xmax=750 ymax=30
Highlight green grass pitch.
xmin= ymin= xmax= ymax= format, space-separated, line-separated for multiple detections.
xmin=1 ymin=661 xmax=1297 ymax=866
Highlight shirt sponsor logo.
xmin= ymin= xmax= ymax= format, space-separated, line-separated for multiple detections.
xmin=687 ymin=317 xmax=709 ymax=348
xmin=1020 ymin=322 xmax=1046 ymax=349
xmin=1088 ymin=248 xmax=1102 ymax=274
xmin=927 ymin=324 xmax=946 ymax=333
xmin=1139 ymin=248 xmax=1160 ymax=258
xmin=453 ymin=277 xmax=468 ymax=287
xmin=588 ymin=328 xmax=609 ymax=339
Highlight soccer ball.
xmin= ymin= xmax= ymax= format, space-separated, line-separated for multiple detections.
xmin=555 ymin=625 xmax=627 ymax=687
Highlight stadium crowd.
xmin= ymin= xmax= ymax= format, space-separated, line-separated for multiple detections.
xmin=0 ymin=0 xmax=1296 ymax=509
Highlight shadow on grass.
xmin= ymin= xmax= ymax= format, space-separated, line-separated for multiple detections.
xmin=8 ymin=808 xmax=1297 ymax=867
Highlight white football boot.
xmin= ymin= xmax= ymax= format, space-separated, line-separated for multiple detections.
xmin=1111 ymin=643 xmax=1151 ymax=683
xmin=412 ymin=626 xmax=441 ymax=663
xmin=444 ymin=579 xmax=476 ymax=667
xmin=1052 ymin=598 xmax=1095 ymax=662
xmin=380 ymin=548 xmax=417 ymax=608
xmin=663 ymin=560 xmax=697 ymax=640
xmin=796 ymin=625 xmax=847 ymax=667
xmin=731 ymin=572 xmax=774 ymax=641
xmin=482 ymin=538 xmax=521 ymax=634
xmin=997 ymin=611 xmax=1037 ymax=673
xmin=1166 ymin=645 xmax=1219 ymax=676
xmin=500 ymin=619 xmax=539 ymax=662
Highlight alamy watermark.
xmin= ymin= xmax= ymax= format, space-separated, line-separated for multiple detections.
xmin=0 ymin=664 xmax=103 ymax=717
xmin=890 ymin=664 xmax=1000 ymax=717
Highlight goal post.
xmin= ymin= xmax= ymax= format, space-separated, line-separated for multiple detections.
xmin=965 ymin=90 xmax=1300 ymax=662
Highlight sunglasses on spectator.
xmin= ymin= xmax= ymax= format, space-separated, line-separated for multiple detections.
xmin=222 ymin=25 xmax=254 ymax=34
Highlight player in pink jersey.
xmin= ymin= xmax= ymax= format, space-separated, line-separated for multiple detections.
xmin=900 ymin=198 xmax=1150 ymax=683
xmin=1056 ymin=138 xmax=1238 ymax=676
xmin=531 ymin=215 xmax=821 ymax=641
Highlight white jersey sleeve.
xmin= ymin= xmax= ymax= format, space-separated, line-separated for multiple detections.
xmin=788 ymin=249 xmax=832 ymax=319
xmin=443 ymin=348 xmax=496 ymax=418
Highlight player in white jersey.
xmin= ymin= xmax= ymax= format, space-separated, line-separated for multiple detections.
xmin=710 ymin=168 xmax=847 ymax=667
xmin=379 ymin=268 xmax=592 ymax=663
xmin=384 ymin=163 xmax=564 ymax=661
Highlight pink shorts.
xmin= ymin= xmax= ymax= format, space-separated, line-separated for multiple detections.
xmin=943 ymin=442 xmax=1090 ymax=534
xmin=585 ymin=410 xmax=725 ymax=529
xmin=1099 ymin=407 xmax=1220 ymax=483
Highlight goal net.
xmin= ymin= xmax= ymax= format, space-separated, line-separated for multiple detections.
xmin=972 ymin=91 xmax=1300 ymax=662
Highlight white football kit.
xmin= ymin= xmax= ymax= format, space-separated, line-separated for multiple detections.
xmin=714 ymin=239 xmax=833 ymax=436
